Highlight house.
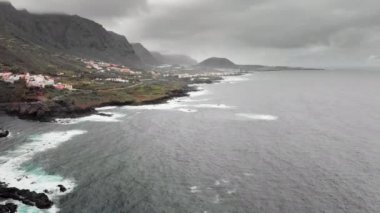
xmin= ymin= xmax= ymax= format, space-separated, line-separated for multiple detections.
xmin=120 ymin=68 xmax=131 ymax=73
xmin=0 ymin=72 xmax=12 ymax=81
xmin=54 ymin=83 xmax=73 ymax=90
xmin=27 ymin=75 xmax=46 ymax=88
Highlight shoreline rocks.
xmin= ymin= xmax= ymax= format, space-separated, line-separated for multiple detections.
xmin=2 ymin=85 xmax=196 ymax=122
xmin=0 ymin=130 xmax=9 ymax=138
xmin=5 ymin=100 xmax=95 ymax=122
xmin=57 ymin=185 xmax=67 ymax=193
xmin=0 ymin=203 xmax=17 ymax=213
xmin=0 ymin=182 xmax=53 ymax=210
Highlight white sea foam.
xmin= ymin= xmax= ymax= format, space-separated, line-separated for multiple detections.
xmin=227 ymin=188 xmax=237 ymax=195
xmin=122 ymin=99 xmax=198 ymax=113
xmin=55 ymin=112 xmax=125 ymax=124
xmin=193 ymin=104 xmax=235 ymax=109
xmin=178 ymin=108 xmax=198 ymax=113
xmin=123 ymin=101 xmax=185 ymax=111
xmin=188 ymin=88 xmax=210 ymax=97
xmin=236 ymin=113 xmax=278 ymax=121
xmin=95 ymin=106 xmax=118 ymax=111
xmin=0 ymin=130 xmax=86 ymax=213
xmin=190 ymin=186 xmax=201 ymax=193
xmin=221 ymin=75 xmax=250 ymax=84
xmin=2 ymin=198 xmax=60 ymax=213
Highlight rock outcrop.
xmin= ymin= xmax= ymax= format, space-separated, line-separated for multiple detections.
xmin=5 ymin=100 xmax=95 ymax=121
xmin=0 ymin=203 xmax=17 ymax=213
xmin=0 ymin=129 xmax=9 ymax=138
xmin=0 ymin=182 xmax=53 ymax=209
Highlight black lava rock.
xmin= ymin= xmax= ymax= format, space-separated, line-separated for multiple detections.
xmin=0 ymin=185 xmax=53 ymax=209
xmin=0 ymin=203 xmax=17 ymax=213
xmin=58 ymin=185 xmax=67 ymax=192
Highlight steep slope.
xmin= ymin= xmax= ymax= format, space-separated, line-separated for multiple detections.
xmin=198 ymin=57 xmax=237 ymax=69
xmin=0 ymin=2 xmax=141 ymax=69
xmin=152 ymin=52 xmax=197 ymax=65
xmin=131 ymin=43 xmax=159 ymax=66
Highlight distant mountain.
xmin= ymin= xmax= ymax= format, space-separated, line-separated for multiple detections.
xmin=197 ymin=57 xmax=322 ymax=71
xmin=131 ymin=43 xmax=159 ymax=66
xmin=198 ymin=57 xmax=237 ymax=69
xmin=151 ymin=52 xmax=197 ymax=65
xmin=0 ymin=2 xmax=142 ymax=70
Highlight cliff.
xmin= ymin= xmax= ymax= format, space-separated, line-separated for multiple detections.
xmin=151 ymin=52 xmax=197 ymax=65
xmin=0 ymin=2 xmax=142 ymax=69
xmin=132 ymin=43 xmax=160 ymax=66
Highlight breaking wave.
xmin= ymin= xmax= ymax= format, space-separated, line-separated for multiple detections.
xmin=193 ymin=104 xmax=235 ymax=109
xmin=55 ymin=112 xmax=126 ymax=124
xmin=221 ymin=75 xmax=250 ymax=84
xmin=236 ymin=113 xmax=278 ymax=121
xmin=95 ymin=106 xmax=118 ymax=111
xmin=0 ymin=130 xmax=87 ymax=212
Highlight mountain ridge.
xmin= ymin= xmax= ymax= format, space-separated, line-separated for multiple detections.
xmin=131 ymin=43 xmax=160 ymax=66
xmin=151 ymin=52 xmax=197 ymax=65
xmin=0 ymin=2 xmax=142 ymax=70
xmin=198 ymin=57 xmax=237 ymax=69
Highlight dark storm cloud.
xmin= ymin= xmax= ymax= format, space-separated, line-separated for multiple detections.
xmin=136 ymin=0 xmax=380 ymax=49
xmin=9 ymin=0 xmax=147 ymax=18
xmin=6 ymin=0 xmax=380 ymax=66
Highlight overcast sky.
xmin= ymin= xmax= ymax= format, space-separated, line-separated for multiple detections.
xmin=7 ymin=0 xmax=380 ymax=67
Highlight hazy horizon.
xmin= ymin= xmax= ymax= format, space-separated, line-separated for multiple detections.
xmin=4 ymin=0 xmax=380 ymax=68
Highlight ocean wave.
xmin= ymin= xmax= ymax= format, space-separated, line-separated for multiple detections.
xmin=95 ymin=106 xmax=118 ymax=111
xmin=55 ymin=112 xmax=125 ymax=124
xmin=122 ymin=101 xmax=185 ymax=111
xmin=178 ymin=108 xmax=198 ymax=113
xmin=193 ymin=104 xmax=235 ymax=109
xmin=0 ymin=130 xmax=86 ymax=212
xmin=221 ymin=75 xmax=250 ymax=84
xmin=190 ymin=186 xmax=201 ymax=193
xmin=188 ymin=87 xmax=210 ymax=97
xmin=236 ymin=113 xmax=278 ymax=121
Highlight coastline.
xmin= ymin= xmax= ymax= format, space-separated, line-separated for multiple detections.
xmin=0 ymin=84 xmax=198 ymax=122
xmin=0 ymin=74 xmax=241 ymax=212
xmin=0 ymin=73 xmax=250 ymax=122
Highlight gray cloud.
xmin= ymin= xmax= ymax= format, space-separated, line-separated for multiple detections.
xmin=9 ymin=0 xmax=147 ymax=18
xmin=6 ymin=0 xmax=380 ymax=66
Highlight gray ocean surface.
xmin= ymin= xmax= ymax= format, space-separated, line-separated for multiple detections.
xmin=1 ymin=69 xmax=380 ymax=213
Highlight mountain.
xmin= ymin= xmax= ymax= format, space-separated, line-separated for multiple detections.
xmin=0 ymin=2 xmax=141 ymax=70
xmin=151 ymin=52 xmax=197 ymax=65
xmin=131 ymin=43 xmax=159 ymax=66
xmin=198 ymin=57 xmax=237 ymax=69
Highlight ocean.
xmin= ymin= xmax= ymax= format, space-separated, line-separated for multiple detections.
xmin=1 ymin=69 xmax=380 ymax=213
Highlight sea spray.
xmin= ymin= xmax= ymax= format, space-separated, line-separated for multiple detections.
xmin=55 ymin=113 xmax=125 ymax=124
xmin=236 ymin=113 xmax=278 ymax=121
xmin=193 ymin=104 xmax=235 ymax=109
xmin=0 ymin=130 xmax=87 ymax=212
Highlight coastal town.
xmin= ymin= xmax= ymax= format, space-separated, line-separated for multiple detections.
xmin=0 ymin=72 xmax=73 ymax=90
xmin=81 ymin=58 xmax=142 ymax=75
xmin=0 ymin=57 xmax=245 ymax=93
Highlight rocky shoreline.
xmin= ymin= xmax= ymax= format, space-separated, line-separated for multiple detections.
xmin=0 ymin=86 xmax=196 ymax=122
xmin=0 ymin=182 xmax=53 ymax=212
xmin=0 ymin=203 xmax=17 ymax=213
